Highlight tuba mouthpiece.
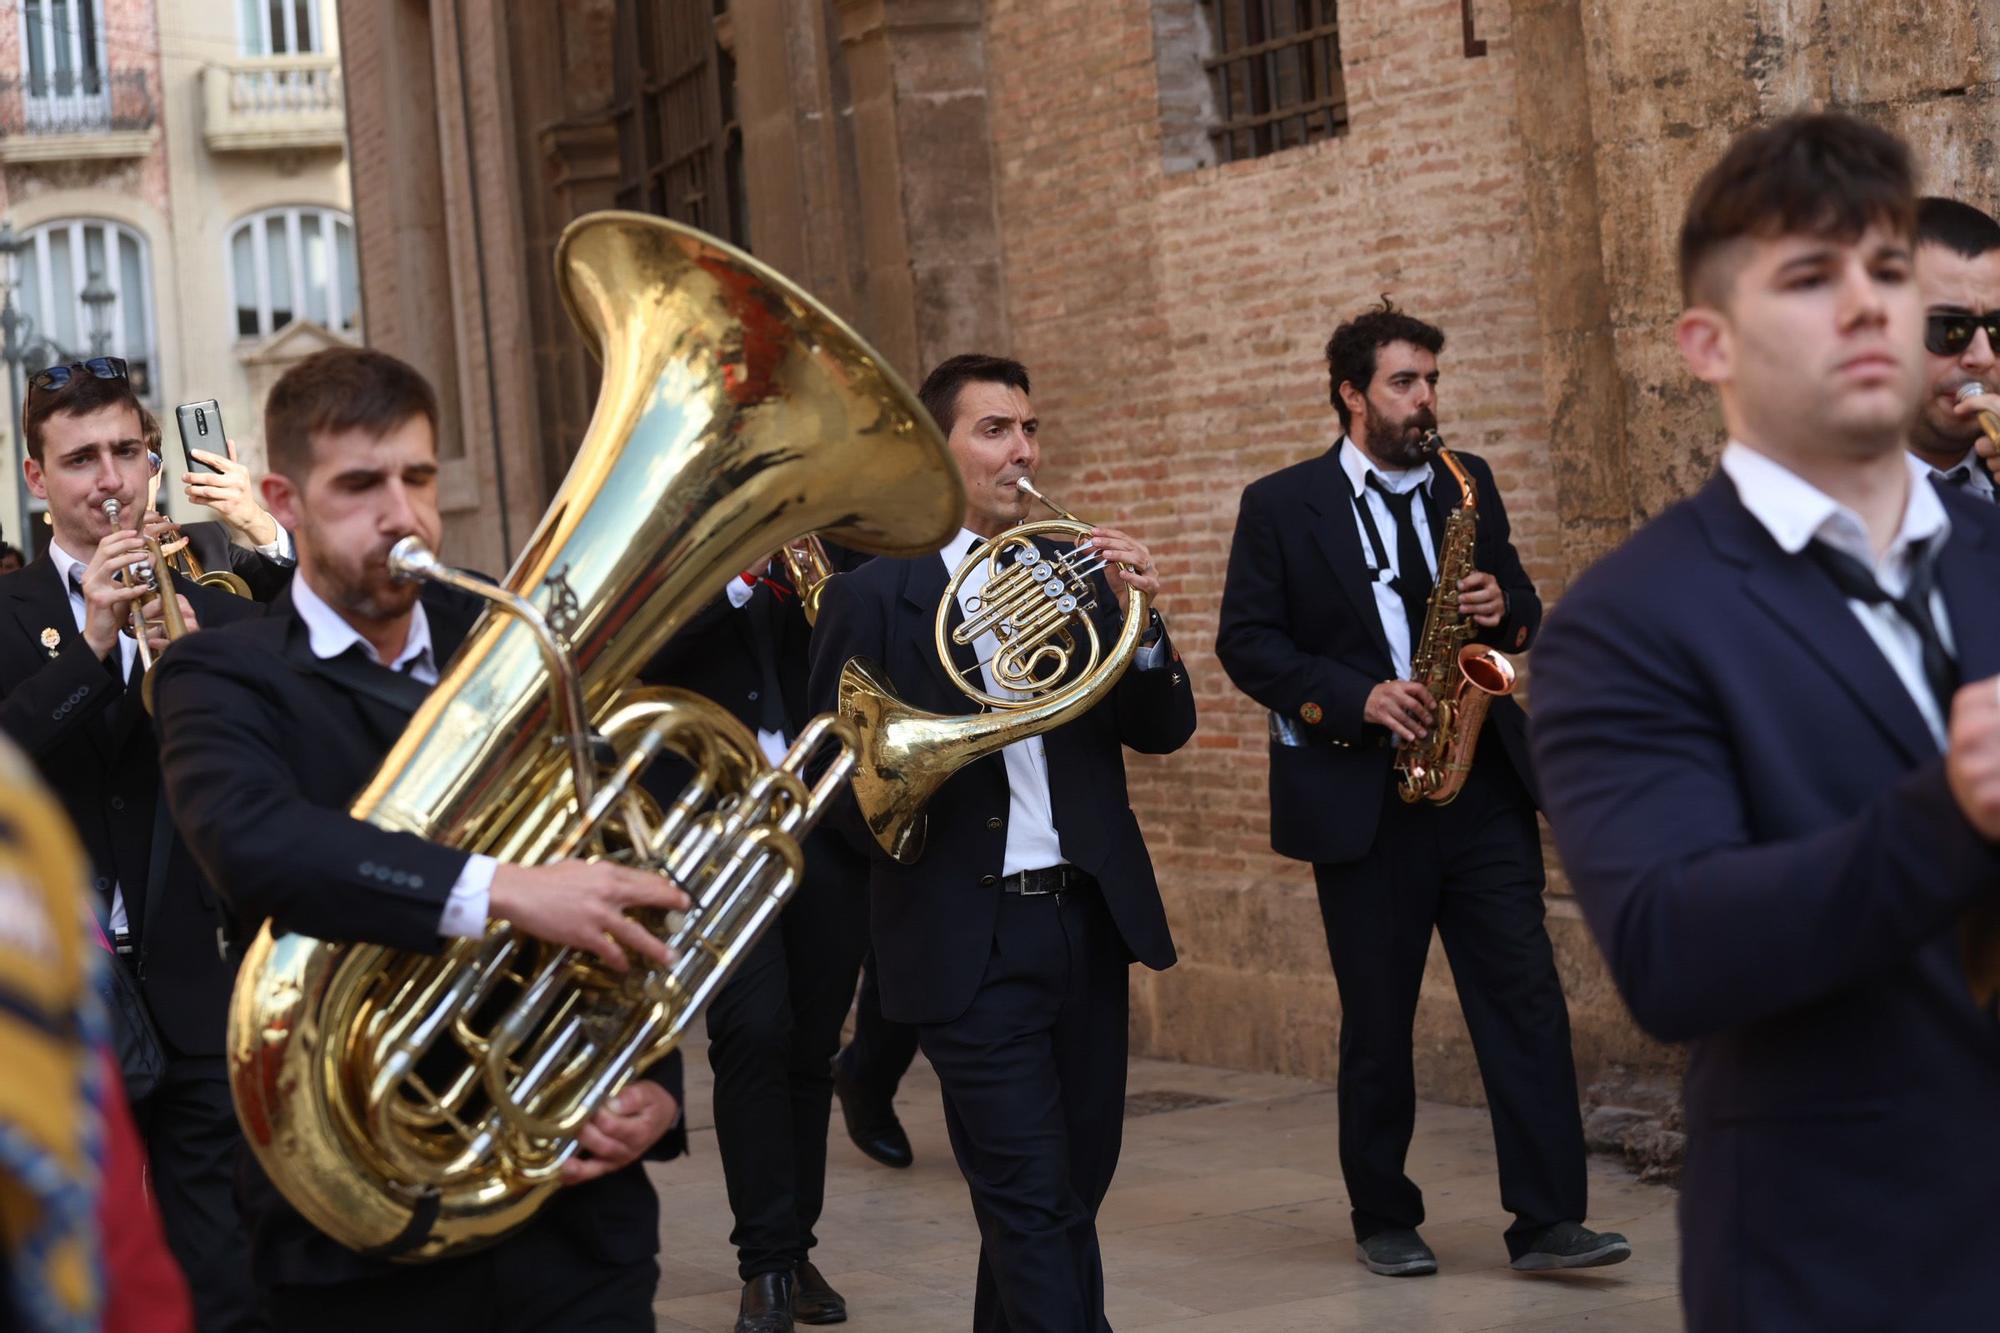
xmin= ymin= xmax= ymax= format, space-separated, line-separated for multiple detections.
xmin=387 ymin=536 xmax=439 ymax=583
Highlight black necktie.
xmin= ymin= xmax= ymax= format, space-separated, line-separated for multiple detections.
xmin=1366 ymin=474 xmax=1435 ymax=649
xmin=1807 ymin=540 xmax=1959 ymax=715
xmin=1941 ymin=467 xmax=1973 ymax=491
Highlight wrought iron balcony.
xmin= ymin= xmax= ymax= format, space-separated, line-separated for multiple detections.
xmin=0 ymin=70 xmax=158 ymax=161
xmin=202 ymin=55 xmax=347 ymax=155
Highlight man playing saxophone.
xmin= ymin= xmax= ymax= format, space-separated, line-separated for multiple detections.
xmin=807 ymin=353 xmax=1196 ymax=1332
xmin=1214 ymin=303 xmax=1625 ymax=1278
xmin=152 ymin=348 xmax=692 ymax=1331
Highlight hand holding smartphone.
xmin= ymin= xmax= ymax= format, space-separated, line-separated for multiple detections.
xmin=174 ymin=400 xmax=227 ymax=475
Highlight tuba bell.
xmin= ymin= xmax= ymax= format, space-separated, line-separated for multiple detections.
xmin=837 ymin=478 xmax=1150 ymax=863
xmin=225 ymin=212 xmax=964 ymax=1261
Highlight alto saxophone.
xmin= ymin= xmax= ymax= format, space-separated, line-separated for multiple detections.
xmin=1394 ymin=434 xmax=1518 ymax=805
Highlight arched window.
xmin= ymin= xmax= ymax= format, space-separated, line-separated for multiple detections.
xmin=13 ymin=218 xmax=157 ymax=397
xmin=226 ymin=206 xmax=360 ymax=340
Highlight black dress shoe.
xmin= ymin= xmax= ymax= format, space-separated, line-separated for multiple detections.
xmin=1510 ymin=1220 xmax=1632 ymax=1272
xmin=832 ymin=1059 xmax=913 ymax=1169
xmin=736 ymin=1272 xmax=795 ymax=1333
xmin=1355 ymin=1228 xmax=1438 ymax=1277
xmin=791 ymin=1259 xmax=847 ymax=1325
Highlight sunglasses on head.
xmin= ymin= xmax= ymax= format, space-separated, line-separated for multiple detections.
xmin=1925 ymin=312 xmax=2000 ymax=358
xmin=27 ymin=356 xmax=129 ymax=394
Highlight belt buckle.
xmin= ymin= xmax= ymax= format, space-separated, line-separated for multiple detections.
xmin=1016 ymin=868 xmax=1059 ymax=897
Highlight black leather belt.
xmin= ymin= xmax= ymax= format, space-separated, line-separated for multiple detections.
xmin=999 ymin=865 xmax=1093 ymax=896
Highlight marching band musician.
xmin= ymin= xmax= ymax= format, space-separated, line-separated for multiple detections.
xmin=641 ymin=548 xmax=872 ymax=1332
xmin=1910 ymin=197 xmax=2000 ymax=498
xmin=807 ymin=353 xmax=1196 ymax=1332
xmin=152 ymin=347 xmax=691 ymax=1331
xmin=1214 ymin=304 xmax=1626 ymax=1278
xmin=0 ymin=360 xmax=262 ymax=1332
xmin=1533 ymin=113 xmax=2000 ymax=1330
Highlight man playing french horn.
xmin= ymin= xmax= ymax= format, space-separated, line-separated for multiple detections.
xmin=153 ymin=348 xmax=692 ymax=1331
xmin=807 ymin=353 xmax=1196 ymax=1333
xmin=1215 ymin=303 xmax=1627 ymax=1279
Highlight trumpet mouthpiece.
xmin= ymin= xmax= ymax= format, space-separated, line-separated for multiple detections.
xmin=1958 ymin=381 xmax=1988 ymax=404
xmin=101 ymin=498 xmax=120 ymax=523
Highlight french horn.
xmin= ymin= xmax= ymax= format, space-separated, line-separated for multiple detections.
xmin=837 ymin=479 xmax=1150 ymax=863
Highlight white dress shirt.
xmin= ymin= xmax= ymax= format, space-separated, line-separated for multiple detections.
xmin=1722 ymin=442 xmax=1956 ymax=749
xmin=1337 ymin=437 xmax=1439 ymax=682
xmin=47 ymin=538 xmax=138 ymax=932
xmin=290 ymin=572 xmax=497 ymax=937
xmin=1926 ymin=447 xmax=1997 ymax=503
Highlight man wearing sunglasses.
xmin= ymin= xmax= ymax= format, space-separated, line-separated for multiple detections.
xmin=1911 ymin=198 xmax=2000 ymax=498
xmin=0 ymin=357 xmax=264 ymax=1332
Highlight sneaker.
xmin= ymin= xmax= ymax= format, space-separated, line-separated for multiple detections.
xmin=1510 ymin=1221 xmax=1632 ymax=1272
xmin=1356 ymin=1228 xmax=1438 ymax=1277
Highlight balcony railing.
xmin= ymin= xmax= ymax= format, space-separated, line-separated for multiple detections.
xmin=0 ymin=70 xmax=158 ymax=159
xmin=202 ymin=55 xmax=346 ymax=154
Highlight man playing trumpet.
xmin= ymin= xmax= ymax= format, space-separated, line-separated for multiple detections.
xmin=0 ymin=359 xmax=263 ymax=1332
xmin=808 ymin=353 xmax=1196 ymax=1332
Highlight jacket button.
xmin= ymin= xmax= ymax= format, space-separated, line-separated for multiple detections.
xmin=747 ymin=690 xmax=760 ymax=701
xmin=94 ymin=876 xmax=110 ymax=891
xmin=986 ymin=817 xmax=1002 ymax=831
xmin=410 ymin=875 xmax=425 ymax=889
xmin=110 ymin=796 xmax=125 ymax=811
xmin=979 ymin=874 xmax=997 ymax=886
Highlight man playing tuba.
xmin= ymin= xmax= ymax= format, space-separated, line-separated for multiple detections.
xmin=807 ymin=353 xmax=1196 ymax=1332
xmin=153 ymin=348 xmax=693 ymax=1331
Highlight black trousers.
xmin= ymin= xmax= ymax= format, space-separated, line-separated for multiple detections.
xmin=837 ymin=949 xmax=920 ymax=1101
xmin=1311 ymin=756 xmax=1586 ymax=1259
xmin=705 ymin=832 xmax=870 ymax=1279
xmin=136 ymin=1053 xmax=267 ymax=1333
xmin=918 ymin=882 xmax=1128 ymax=1333
xmin=266 ymin=1217 xmax=658 ymax=1333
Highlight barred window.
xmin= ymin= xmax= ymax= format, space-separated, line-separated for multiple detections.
xmin=1198 ymin=1 xmax=1348 ymax=165
xmin=610 ymin=0 xmax=746 ymax=249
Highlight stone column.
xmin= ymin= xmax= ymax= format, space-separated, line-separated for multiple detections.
xmin=834 ymin=0 xmax=1010 ymax=379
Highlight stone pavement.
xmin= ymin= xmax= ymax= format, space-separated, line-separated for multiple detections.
xmin=648 ymin=1040 xmax=1681 ymax=1331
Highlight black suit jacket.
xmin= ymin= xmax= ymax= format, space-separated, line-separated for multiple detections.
xmin=152 ymin=582 xmax=686 ymax=1287
xmin=1531 ymin=472 xmax=2000 ymax=1331
xmin=0 ymin=554 xmax=260 ymax=1055
xmin=1214 ymin=445 xmax=1542 ymax=864
xmin=806 ymin=544 xmax=1197 ymax=1026
xmin=179 ymin=518 xmax=293 ymax=603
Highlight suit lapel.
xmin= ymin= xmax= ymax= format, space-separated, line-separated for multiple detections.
xmin=1934 ymin=506 xmax=2000 ymax=682
xmin=902 ymin=552 xmax=982 ymax=712
xmin=7 ymin=556 xmax=116 ymax=764
xmin=1698 ymin=475 xmax=1936 ymax=765
xmin=1301 ymin=450 xmax=1396 ymax=669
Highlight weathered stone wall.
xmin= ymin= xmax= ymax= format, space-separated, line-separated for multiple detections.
xmin=970 ymin=0 xmax=2000 ymax=1104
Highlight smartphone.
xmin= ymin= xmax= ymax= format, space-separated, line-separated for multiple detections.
xmin=174 ymin=399 xmax=227 ymax=474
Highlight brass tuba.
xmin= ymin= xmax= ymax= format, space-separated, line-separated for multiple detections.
xmin=1395 ymin=434 xmax=1516 ymax=805
xmin=225 ymin=212 xmax=963 ymax=1261
xmin=837 ymin=479 xmax=1150 ymax=863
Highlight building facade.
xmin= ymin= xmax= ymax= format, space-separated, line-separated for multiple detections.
xmin=0 ymin=0 xmax=354 ymax=548
xmin=335 ymin=0 xmax=2000 ymax=1113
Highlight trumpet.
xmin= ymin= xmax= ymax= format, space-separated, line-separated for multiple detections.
xmin=778 ymin=535 xmax=837 ymax=626
xmin=101 ymin=498 xmax=189 ymax=713
xmin=151 ymin=517 xmax=253 ymax=598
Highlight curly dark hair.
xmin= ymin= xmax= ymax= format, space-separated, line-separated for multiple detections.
xmin=1324 ymin=300 xmax=1445 ymax=432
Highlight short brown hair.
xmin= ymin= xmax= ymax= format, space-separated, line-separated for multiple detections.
xmin=264 ymin=347 xmax=439 ymax=480
xmin=1679 ymin=112 xmax=1916 ymax=307
xmin=21 ymin=367 xmax=143 ymax=463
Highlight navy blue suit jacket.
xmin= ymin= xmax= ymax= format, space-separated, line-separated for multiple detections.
xmin=1215 ymin=445 xmax=1541 ymax=863
xmin=1532 ymin=470 xmax=2000 ymax=1332
xmin=806 ymin=545 xmax=1197 ymax=1026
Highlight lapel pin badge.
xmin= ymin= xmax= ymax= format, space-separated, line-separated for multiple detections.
xmin=39 ymin=627 xmax=61 ymax=657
